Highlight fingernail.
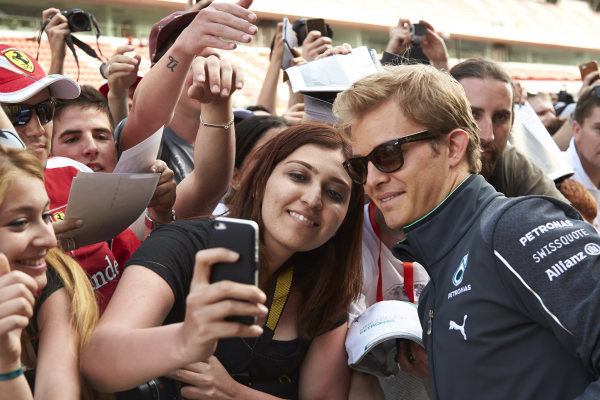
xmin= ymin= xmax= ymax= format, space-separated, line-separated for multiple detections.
xmin=258 ymin=304 xmax=268 ymax=313
xmin=236 ymin=82 xmax=243 ymax=90
xmin=212 ymin=85 xmax=219 ymax=93
xmin=242 ymin=34 xmax=251 ymax=42
xmin=221 ymin=88 xmax=229 ymax=96
xmin=248 ymin=25 xmax=257 ymax=34
xmin=248 ymin=13 xmax=257 ymax=22
xmin=197 ymin=74 xmax=205 ymax=82
xmin=228 ymin=250 xmax=239 ymax=259
xmin=75 ymin=219 xmax=83 ymax=227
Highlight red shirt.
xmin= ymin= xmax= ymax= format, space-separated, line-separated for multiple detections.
xmin=44 ymin=157 xmax=140 ymax=311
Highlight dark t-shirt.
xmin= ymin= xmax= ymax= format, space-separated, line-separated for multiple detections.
xmin=124 ymin=218 xmax=344 ymax=399
xmin=25 ymin=266 xmax=65 ymax=390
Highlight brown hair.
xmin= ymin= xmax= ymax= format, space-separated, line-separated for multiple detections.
xmin=334 ymin=64 xmax=481 ymax=174
xmin=54 ymin=85 xmax=114 ymax=130
xmin=574 ymin=87 xmax=600 ymax=125
xmin=228 ymin=122 xmax=364 ymax=340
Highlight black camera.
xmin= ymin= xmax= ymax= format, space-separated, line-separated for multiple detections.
xmin=410 ymin=23 xmax=427 ymax=45
xmin=116 ymin=378 xmax=181 ymax=400
xmin=59 ymin=8 xmax=93 ymax=32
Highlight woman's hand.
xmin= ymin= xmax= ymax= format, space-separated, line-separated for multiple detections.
xmin=106 ymin=45 xmax=141 ymax=98
xmin=188 ymin=56 xmax=245 ymax=104
xmin=167 ymin=356 xmax=239 ymax=399
xmin=179 ymin=248 xmax=267 ymax=363
xmin=0 ymin=253 xmax=38 ymax=369
xmin=301 ymin=31 xmax=332 ymax=62
xmin=147 ymin=160 xmax=176 ymax=224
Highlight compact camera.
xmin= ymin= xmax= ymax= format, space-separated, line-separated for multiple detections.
xmin=57 ymin=8 xmax=93 ymax=32
xmin=410 ymin=23 xmax=427 ymax=45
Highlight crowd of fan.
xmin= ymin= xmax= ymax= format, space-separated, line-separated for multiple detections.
xmin=0 ymin=0 xmax=599 ymax=399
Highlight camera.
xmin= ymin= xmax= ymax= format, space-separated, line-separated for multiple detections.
xmin=116 ymin=378 xmax=181 ymax=400
xmin=292 ymin=18 xmax=333 ymax=47
xmin=58 ymin=8 xmax=93 ymax=32
xmin=410 ymin=22 xmax=427 ymax=45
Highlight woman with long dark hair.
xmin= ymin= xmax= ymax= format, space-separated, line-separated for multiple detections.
xmin=82 ymin=123 xmax=363 ymax=399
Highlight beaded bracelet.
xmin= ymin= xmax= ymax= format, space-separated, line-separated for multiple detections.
xmin=0 ymin=367 xmax=24 ymax=381
xmin=199 ymin=114 xmax=235 ymax=130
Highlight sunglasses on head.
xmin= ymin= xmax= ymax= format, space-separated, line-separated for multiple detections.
xmin=343 ymin=130 xmax=436 ymax=185
xmin=2 ymin=99 xmax=55 ymax=127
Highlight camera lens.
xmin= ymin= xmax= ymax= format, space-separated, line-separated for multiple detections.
xmin=67 ymin=10 xmax=91 ymax=32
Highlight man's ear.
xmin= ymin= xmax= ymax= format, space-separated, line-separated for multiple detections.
xmin=572 ymin=120 xmax=582 ymax=145
xmin=446 ymin=129 xmax=469 ymax=168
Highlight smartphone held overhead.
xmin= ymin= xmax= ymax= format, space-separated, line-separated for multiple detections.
xmin=579 ymin=61 xmax=598 ymax=81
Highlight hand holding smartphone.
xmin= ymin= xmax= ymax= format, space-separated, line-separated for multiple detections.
xmin=579 ymin=61 xmax=598 ymax=82
xmin=209 ymin=217 xmax=259 ymax=325
xmin=305 ymin=18 xmax=328 ymax=37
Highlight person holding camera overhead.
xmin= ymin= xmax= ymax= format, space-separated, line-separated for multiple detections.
xmin=40 ymin=8 xmax=95 ymax=76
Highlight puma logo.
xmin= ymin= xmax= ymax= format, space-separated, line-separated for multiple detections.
xmin=449 ymin=314 xmax=468 ymax=340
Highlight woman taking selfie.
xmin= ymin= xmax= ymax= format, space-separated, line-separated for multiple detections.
xmin=0 ymin=145 xmax=98 ymax=399
xmin=82 ymin=123 xmax=364 ymax=399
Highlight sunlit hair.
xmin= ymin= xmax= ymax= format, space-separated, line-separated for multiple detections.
xmin=0 ymin=145 xmax=101 ymax=399
xmin=574 ymin=87 xmax=600 ymax=125
xmin=228 ymin=123 xmax=364 ymax=340
xmin=334 ymin=64 xmax=482 ymax=174
xmin=0 ymin=144 xmax=44 ymax=205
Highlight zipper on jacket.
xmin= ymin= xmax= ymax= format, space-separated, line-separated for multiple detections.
xmin=427 ymin=309 xmax=433 ymax=335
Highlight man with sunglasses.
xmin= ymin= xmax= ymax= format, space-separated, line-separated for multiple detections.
xmin=335 ymin=64 xmax=600 ymax=399
xmin=564 ymin=85 xmax=600 ymax=229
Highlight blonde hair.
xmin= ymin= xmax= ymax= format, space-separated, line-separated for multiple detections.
xmin=333 ymin=64 xmax=482 ymax=174
xmin=0 ymin=145 xmax=103 ymax=399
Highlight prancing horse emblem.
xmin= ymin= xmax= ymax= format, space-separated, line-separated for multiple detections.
xmin=449 ymin=315 xmax=468 ymax=340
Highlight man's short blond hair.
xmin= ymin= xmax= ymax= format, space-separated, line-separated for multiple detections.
xmin=334 ymin=64 xmax=481 ymax=174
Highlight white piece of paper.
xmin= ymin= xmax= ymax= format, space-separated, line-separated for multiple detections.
xmin=512 ymin=103 xmax=574 ymax=181
xmin=62 ymin=172 xmax=159 ymax=247
xmin=286 ymin=46 xmax=378 ymax=93
xmin=113 ymin=126 xmax=164 ymax=173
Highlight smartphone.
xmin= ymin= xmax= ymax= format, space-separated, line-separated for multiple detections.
xmin=281 ymin=17 xmax=298 ymax=70
xmin=579 ymin=61 xmax=598 ymax=81
xmin=305 ymin=18 xmax=328 ymax=37
xmin=209 ymin=217 xmax=259 ymax=325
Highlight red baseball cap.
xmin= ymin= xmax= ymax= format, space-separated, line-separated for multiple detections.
xmin=148 ymin=11 xmax=198 ymax=65
xmin=0 ymin=44 xmax=80 ymax=103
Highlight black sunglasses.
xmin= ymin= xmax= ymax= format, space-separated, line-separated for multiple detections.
xmin=2 ymin=99 xmax=55 ymax=127
xmin=343 ymin=130 xmax=436 ymax=185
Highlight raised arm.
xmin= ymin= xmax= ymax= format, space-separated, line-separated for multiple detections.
xmin=41 ymin=8 xmax=70 ymax=75
xmin=119 ymin=0 xmax=257 ymax=151
xmin=174 ymin=55 xmax=242 ymax=218
xmin=255 ymin=22 xmax=284 ymax=114
xmin=81 ymin=247 xmax=266 ymax=393
xmin=105 ymin=45 xmax=141 ymax=125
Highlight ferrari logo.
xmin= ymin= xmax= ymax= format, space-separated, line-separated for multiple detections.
xmin=3 ymin=49 xmax=34 ymax=73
